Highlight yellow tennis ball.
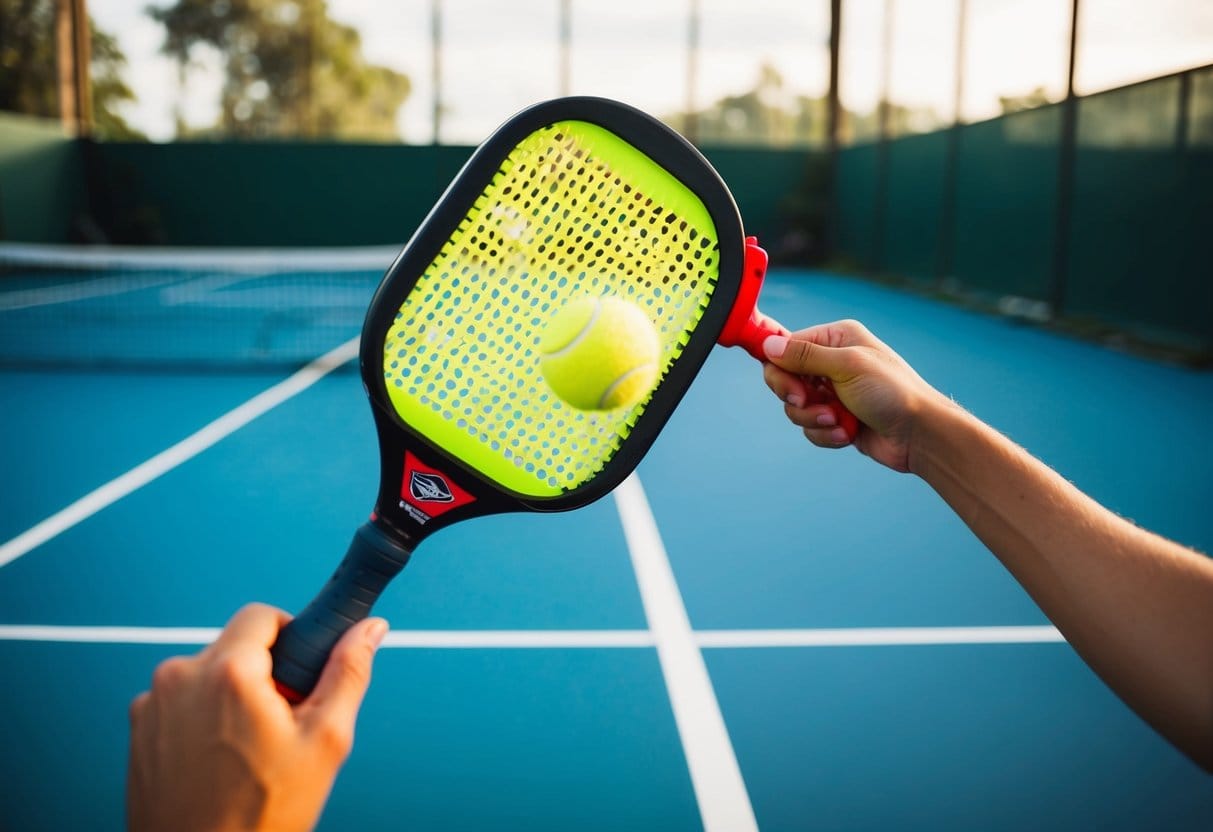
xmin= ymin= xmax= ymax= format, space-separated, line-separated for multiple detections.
xmin=539 ymin=295 xmax=660 ymax=411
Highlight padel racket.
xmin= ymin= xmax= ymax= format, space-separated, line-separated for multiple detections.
xmin=270 ymin=97 xmax=856 ymax=700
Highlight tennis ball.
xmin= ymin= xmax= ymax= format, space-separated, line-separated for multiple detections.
xmin=539 ymin=295 xmax=660 ymax=410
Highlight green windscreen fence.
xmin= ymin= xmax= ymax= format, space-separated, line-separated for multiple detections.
xmin=836 ymin=65 xmax=1212 ymax=357
xmin=952 ymin=107 xmax=1060 ymax=303
xmin=696 ymin=147 xmax=830 ymax=262
xmin=7 ymin=141 xmax=821 ymax=254
xmin=89 ymin=142 xmax=476 ymax=247
xmin=882 ymin=130 xmax=949 ymax=285
xmin=1066 ymin=69 xmax=1213 ymax=347
xmin=0 ymin=113 xmax=86 ymax=243
xmin=835 ymin=142 xmax=879 ymax=270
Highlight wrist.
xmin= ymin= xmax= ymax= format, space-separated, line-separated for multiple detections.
xmin=905 ymin=392 xmax=974 ymax=481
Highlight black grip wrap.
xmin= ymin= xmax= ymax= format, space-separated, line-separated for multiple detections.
xmin=270 ymin=521 xmax=412 ymax=700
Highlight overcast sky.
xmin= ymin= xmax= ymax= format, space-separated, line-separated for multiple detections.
xmin=93 ymin=0 xmax=1213 ymax=144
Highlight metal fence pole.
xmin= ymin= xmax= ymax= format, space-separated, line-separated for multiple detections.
xmin=431 ymin=0 xmax=443 ymax=145
xmin=686 ymin=0 xmax=700 ymax=143
xmin=872 ymin=0 xmax=895 ymax=273
xmin=559 ymin=0 xmax=572 ymax=98
xmin=825 ymin=0 xmax=843 ymax=262
xmin=1176 ymin=68 xmax=1192 ymax=152
xmin=936 ymin=0 xmax=967 ymax=283
xmin=1049 ymin=0 xmax=1081 ymax=317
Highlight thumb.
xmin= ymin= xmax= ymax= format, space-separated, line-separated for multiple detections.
xmin=301 ymin=617 xmax=388 ymax=732
xmin=762 ymin=333 xmax=851 ymax=382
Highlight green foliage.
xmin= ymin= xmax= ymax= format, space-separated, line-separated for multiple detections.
xmin=147 ymin=0 xmax=410 ymax=140
xmin=89 ymin=24 xmax=145 ymax=139
xmin=0 ymin=0 xmax=144 ymax=138
xmin=1000 ymin=86 xmax=1052 ymax=115
xmin=0 ymin=0 xmax=58 ymax=116
xmin=670 ymin=62 xmax=944 ymax=147
xmin=669 ymin=63 xmax=828 ymax=147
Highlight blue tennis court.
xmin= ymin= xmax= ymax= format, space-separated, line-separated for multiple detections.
xmin=2 ymin=261 xmax=1211 ymax=831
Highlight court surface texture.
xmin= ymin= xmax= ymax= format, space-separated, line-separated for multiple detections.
xmin=2 ymin=270 xmax=1211 ymax=831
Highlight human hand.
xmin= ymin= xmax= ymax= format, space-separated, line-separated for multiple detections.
xmin=761 ymin=319 xmax=952 ymax=473
xmin=127 ymin=604 xmax=388 ymax=832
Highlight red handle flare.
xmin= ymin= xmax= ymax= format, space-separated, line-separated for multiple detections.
xmin=718 ymin=237 xmax=860 ymax=441
xmin=275 ymin=679 xmax=305 ymax=704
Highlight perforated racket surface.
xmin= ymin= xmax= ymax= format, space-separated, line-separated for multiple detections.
xmin=270 ymin=97 xmax=753 ymax=699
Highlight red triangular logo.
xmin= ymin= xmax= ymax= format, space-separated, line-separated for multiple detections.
xmin=401 ymin=451 xmax=476 ymax=520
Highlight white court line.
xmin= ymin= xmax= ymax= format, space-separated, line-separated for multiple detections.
xmin=0 ymin=625 xmax=1066 ymax=648
xmin=380 ymin=630 xmax=656 ymax=648
xmin=0 ymin=243 xmax=399 ymax=271
xmin=159 ymin=273 xmax=261 ymax=306
xmin=0 ymin=626 xmax=655 ymax=648
xmin=0 ymin=626 xmax=224 ymax=644
xmin=698 ymin=625 xmax=1064 ymax=648
xmin=0 ymin=337 xmax=360 ymax=570
xmin=614 ymin=474 xmax=759 ymax=832
xmin=0 ymin=274 xmax=187 ymax=311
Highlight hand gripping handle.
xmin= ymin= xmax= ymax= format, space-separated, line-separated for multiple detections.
xmin=717 ymin=238 xmax=860 ymax=441
xmin=270 ymin=521 xmax=412 ymax=702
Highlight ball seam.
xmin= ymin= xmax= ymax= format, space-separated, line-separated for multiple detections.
xmin=597 ymin=362 xmax=657 ymax=409
xmin=540 ymin=296 xmax=602 ymax=359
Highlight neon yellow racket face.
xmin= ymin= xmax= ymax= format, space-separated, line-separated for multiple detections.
xmin=381 ymin=119 xmax=723 ymax=498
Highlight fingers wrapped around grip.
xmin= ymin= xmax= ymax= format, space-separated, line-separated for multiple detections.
xmin=763 ymin=335 xmax=860 ymax=442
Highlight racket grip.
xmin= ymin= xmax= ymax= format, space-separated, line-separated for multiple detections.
xmin=270 ymin=521 xmax=412 ymax=702
xmin=718 ymin=238 xmax=860 ymax=441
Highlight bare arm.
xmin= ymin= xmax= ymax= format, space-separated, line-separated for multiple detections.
xmin=762 ymin=320 xmax=1213 ymax=771
xmin=915 ymin=400 xmax=1213 ymax=770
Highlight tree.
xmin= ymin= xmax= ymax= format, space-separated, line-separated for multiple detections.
xmin=999 ymin=86 xmax=1052 ymax=115
xmin=0 ymin=0 xmax=57 ymax=117
xmin=148 ymin=0 xmax=410 ymax=140
xmin=670 ymin=62 xmax=946 ymax=147
xmin=671 ymin=62 xmax=894 ymax=147
xmin=89 ymin=25 xmax=145 ymax=139
xmin=0 ymin=0 xmax=144 ymax=138
xmin=672 ymin=63 xmax=821 ymax=147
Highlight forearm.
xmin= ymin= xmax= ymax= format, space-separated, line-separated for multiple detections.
xmin=911 ymin=401 xmax=1213 ymax=770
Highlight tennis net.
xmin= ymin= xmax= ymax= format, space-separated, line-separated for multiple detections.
xmin=0 ymin=244 xmax=398 ymax=370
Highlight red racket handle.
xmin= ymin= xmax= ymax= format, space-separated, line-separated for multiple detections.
xmin=718 ymin=238 xmax=860 ymax=442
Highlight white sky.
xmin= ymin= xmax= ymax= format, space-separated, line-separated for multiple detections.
xmin=93 ymin=0 xmax=1213 ymax=143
